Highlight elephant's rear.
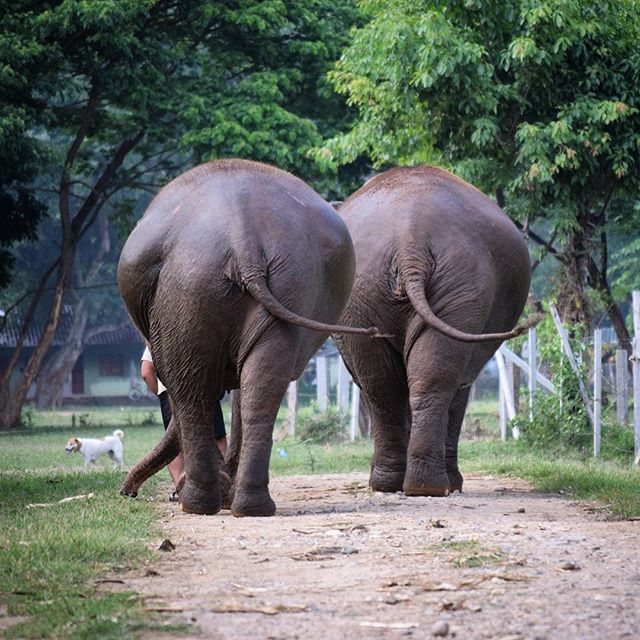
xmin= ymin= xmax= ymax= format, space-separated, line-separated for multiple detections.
xmin=117 ymin=201 xmax=170 ymax=342
xmin=118 ymin=159 xmax=358 ymax=385
xmin=341 ymin=165 xmax=530 ymax=339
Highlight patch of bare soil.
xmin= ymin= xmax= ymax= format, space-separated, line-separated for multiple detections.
xmin=106 ymin=473 xmax=640 ymax=640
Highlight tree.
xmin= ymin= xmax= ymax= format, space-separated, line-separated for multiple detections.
xmin=0 ymin=86 xmax=47 ymax=288
xmin=316 ymin=0 xmax=640 ymax=350
xmin=0 ymin=0 xmax=362 ymax=428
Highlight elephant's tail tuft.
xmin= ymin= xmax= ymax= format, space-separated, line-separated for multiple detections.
xmin=245 ymin=277 xmax=386 ymax=337
xmin=403 ymin=277 xmax=539 ymax=343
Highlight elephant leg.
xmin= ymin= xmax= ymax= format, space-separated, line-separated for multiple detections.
xmin=120 ymin=416 xmax=181 ymax=498
xmin=231 ymin=330 xmax=294 ymax=517
xmin=367 ymin=389 xmax=410 ymax=493
xmin=403 ymin=333 xmax=468 ymax=497
xmin=171 ymin=395 xmax=222 ymax=516
xmin=348 ymin=340 xmax=409 ymax=493
xmin=445 ymin=386 xmax=471 ymax=493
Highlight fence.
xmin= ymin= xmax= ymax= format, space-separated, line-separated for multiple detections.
xmin=286 ymin=291 xmax=640 ymax=460
xmin=495 ymin=292 xmax=640 ymax=459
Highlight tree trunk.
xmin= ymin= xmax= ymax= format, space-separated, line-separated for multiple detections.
xmin=555 ymin=222 xmax=592 ymax=328
xmin=34 ymin=300 xmax=89 ymax=409
xmin=0 ymin=245 xmax=75 ymax=429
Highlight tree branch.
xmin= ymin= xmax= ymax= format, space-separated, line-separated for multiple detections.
xmin=513 ymin=220 xmax=566 ymax=263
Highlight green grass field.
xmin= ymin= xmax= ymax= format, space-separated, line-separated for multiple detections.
xmin=1 ymin=401 xmax=639 ymax=638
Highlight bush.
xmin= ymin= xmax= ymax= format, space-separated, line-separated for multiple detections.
xmin=510 ymin=309 xmax=592 ymax=455
xmin=509 ymin=308 xmax=635 ymax=461
xmin=296 ymin=403 xmax=345 ymax=443
xmin=513 ymin=389 xmax=591 ymax=453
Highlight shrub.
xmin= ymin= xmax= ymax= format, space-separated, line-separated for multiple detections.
xmin=296 ymin=403 xmax=345 ymax=443
xmin=509 ymin=307 xmax=635 ymax=461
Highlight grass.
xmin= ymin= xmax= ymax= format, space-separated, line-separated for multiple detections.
xmin=0 ymin=470 xmax=186 ymax=639
xmin=459 ymin=439 xmax=640 ymax=518
xmin=434 ymin=539 xmax=506 ymax=569
xmin=1 ymin=401 xmax=639 ymax=637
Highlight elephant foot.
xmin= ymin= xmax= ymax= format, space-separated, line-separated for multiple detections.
xmin=179 ymin=480 xmax=221 ymax=515
xmin=447 ymin=467 xmax=464 ymax=493
xmin=369 ymin=464 xmax=405 ymax=493
xmin=403 ymin=458 xmax=450 ymax=497
xmin=231 ymin=489 xmax=276 ymax=517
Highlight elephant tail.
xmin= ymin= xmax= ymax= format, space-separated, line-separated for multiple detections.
xmin=245 ymin=278 xmax=385 ymax=337
xmin=404 ymin=279 xmax=541 ymax=343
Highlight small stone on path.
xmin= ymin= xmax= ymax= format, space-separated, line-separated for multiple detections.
xmin=431 ymin=620 xmax=450 ymax=637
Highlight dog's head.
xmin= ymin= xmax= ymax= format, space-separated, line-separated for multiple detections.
xmin=65 ymin=437 xmax=81 ymax=453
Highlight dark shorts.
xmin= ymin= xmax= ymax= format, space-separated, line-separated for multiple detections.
xmin=158 ymin=390 xmax=172 ymax=430
xmin=158 ymin=390 xmax=226 ymax=439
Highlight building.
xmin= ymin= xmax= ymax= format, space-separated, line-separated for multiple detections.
xmin=0 ymin=309 xmax=145 ymax=404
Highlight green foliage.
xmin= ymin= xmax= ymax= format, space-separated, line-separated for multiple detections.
xmin=317 ymin=0 xmax=640 ymax=322
xmin=508 ymin=306 xmax=635 ymax=460
xmin=295 ymin=402 xmax=345 ymax=443
xmin=320 ymin=0 xmax=640 ymax=198
xmin=514 ymin=389 xmax=591 ymax=453
xmin=511 ymin=310 xmax=592 ymax=452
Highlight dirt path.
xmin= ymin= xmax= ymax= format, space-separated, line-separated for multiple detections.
xmin=109 ymin=473 xmax=640 ymax=640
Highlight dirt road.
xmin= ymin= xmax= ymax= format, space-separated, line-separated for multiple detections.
xmin=111 ymin=473 xmax=640 ymax=640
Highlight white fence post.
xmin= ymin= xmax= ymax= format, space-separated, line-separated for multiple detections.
xmin=528 ymin=327 xmax=537 ymax=422
xmin=615 ymin=349 xmax=628 ymax=425
xmin=593 ymin=329 xmax=602 ymax=457
xmin=337 ymin=357 xmax=350 ymax=416
xmin=316 ymin=356 xmax=329 ymax=411
xmin=287 ymin=380 xmax=297 ymax=437
xmin=633 ymin=291 xmax=640 ymax=460
xmin=498 ymin=378 xmax=507 ymax=441
xmin=350 ymin=383 xmax=360 ymax=441
xmin=496 ymin=347 xmax=516 ymax=439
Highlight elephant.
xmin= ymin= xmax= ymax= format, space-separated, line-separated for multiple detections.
xmin=333 ymin=165 xmax=533 ymax=497
xmin=117 ymin=159 xmax=379 ymax=516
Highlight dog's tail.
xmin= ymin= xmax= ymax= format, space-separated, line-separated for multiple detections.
xmin=113 ymin=430 xmax=124 ymax=440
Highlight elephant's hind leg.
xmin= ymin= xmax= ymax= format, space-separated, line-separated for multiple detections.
xmin=176 ymin=400 xmax=222 ymax=516
xmin=345 ymin=338 xmax=409 ymax=493
xmin=403 ymin=333 xmax=469 ymax=497
xmin=231 ymin=327 xmax=296 ymax=517
xmin=445 ymin=386 xmax=472 ymax=493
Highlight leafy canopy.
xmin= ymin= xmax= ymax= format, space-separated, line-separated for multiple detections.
xmin=0 ymin=0 xmax=362 ymax=289
xmin=316 ymin=0 xmax=640 ymax=228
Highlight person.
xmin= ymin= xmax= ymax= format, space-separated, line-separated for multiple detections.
xmin=140 ymin=346 xmax=228 ymax=501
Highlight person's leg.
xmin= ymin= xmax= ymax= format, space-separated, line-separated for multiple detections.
xmin=213 ymin=392 xmax=227 ymax=456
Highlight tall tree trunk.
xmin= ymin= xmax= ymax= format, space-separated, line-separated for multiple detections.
xmin=0 ymin=243 xmax=75 ymax=429
xmin=555 ymin=218 xmax=592 ymax=328
xmin=0 ymin=113 xmax=142 ymax=428
xmin=34 ymin=300 xmax=89 ymax=408
xmin=34 ymin=211 xmax=119 ymax=409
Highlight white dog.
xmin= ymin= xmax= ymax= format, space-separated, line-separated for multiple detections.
xmin=65 ymin=430 xmax=124 ymax=469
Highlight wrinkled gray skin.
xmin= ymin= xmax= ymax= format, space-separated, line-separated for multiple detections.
xmin=335 ymin=165 xmax=531 ymax=497
xmin=118 ymin=159 xmax=378 ymax=516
